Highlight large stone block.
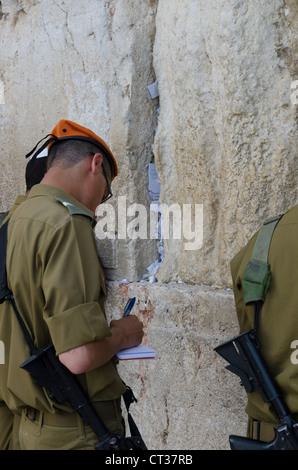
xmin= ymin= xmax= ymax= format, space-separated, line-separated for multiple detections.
xmin=0 ymin=0 xmax=159 ymax=280
xmin=105 ymin=281 xmax=247 ymax=450
xmin=153 ymin=0 xmax=298 ymax=287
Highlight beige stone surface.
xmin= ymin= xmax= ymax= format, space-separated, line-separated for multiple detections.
xmin=0 ymin=0 xmax=159 ymax=280
xmin=153 ymin=0 xmax=298 ymax=286
xmin=106 ymin=281 xmax=247 ymax=450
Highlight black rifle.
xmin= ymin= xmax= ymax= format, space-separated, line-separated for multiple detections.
xmin=0 ymin=220 xmax=147 ymax=450
xmin=215 ymin=329 xmax=298 ymax=450
xmin=19 ymin=338 xmax=147 ymax=450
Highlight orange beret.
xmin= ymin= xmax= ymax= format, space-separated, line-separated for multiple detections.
xmin=26 ymin=119 xmax=118 ymax=180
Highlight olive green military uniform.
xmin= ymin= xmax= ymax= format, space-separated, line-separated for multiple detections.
xmin=230 ymin=204 xmax=298 ymax=441
xmin=0 ymin=196 xmax=27 ymax=450
xmin=2 ymin=185 xmax=126 ymax=450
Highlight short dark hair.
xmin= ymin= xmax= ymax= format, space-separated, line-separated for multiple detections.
xmin=47 ymin=140 xmax=113 ymax=181
xmin=25 ymin=157 xmax=47 ymax=191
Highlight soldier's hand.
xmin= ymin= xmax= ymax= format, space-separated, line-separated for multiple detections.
xmin=110 ymin=315 xmax=144 ymax=350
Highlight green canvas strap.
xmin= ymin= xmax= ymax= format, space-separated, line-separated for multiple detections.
xmin=242 ymin=214 xmax=283 ymax=306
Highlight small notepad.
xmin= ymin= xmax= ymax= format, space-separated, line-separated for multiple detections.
xmin=116 ymin=344 xmax=156 ymax=360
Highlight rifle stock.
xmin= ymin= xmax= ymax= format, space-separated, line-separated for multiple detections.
xmin=215 ymin=330 xmax=298 ymax=450
xmin=229 ymin=435 xmax=275 ymax=450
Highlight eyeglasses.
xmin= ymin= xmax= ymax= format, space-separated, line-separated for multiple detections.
xmin=101 ymin=163 xmax=113 ymax=203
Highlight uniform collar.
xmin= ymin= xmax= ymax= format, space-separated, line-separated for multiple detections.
xmin=28 ymin=184 xmax=95 ymax=221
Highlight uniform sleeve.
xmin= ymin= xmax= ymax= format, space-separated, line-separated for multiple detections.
xmin=41 ymin=215 xmax=111 ymax=355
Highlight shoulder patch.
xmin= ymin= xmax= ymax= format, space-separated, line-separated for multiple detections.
xmin=56 ymin=197 xmax=95 ymax=226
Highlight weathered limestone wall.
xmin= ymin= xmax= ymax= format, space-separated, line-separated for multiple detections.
xmin=0 ymin=0 xmax=297 ymax=450
xmin=153 ymin=0 xmax=298 ymax=287
xmin=106 ymin=281 xmax=247 ymax=450
xmin=0 ymin=0 xmax=159 ymax=280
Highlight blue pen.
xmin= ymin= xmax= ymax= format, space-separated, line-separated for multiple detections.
xmin=123 ymin=297 xmax=136 ymax=317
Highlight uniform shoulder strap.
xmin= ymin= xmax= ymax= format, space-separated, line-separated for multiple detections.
xmin=56 ymin=198 xmax=96 ymax=227
xmin=242 ymin=214 xmax=283 ymax=306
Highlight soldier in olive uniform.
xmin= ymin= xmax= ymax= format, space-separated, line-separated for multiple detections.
xmin=1 ymin=120 xmax=144 ymax=450
xmin=230 ymin=204 xmax=298 ymax=442
xmin=0 ymin=154 xmax=47 ymax=449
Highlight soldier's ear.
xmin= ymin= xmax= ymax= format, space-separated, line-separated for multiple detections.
xmin=90 ymin=153 xmax=104 ymax=175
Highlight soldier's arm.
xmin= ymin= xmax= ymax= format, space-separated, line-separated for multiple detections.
xmin=59 ymin=314 xmax=144 ymax=375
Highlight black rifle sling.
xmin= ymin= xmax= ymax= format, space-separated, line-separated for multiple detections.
xmin=0 ymin=220 xmax=141 ymax=446
xmin=0 ymin=219 xmax=10 ymax=303
xmin=0 ymin=220 xmax=36 ymax=352
xmin=122 ymin=385 xmax=143 ymax=437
